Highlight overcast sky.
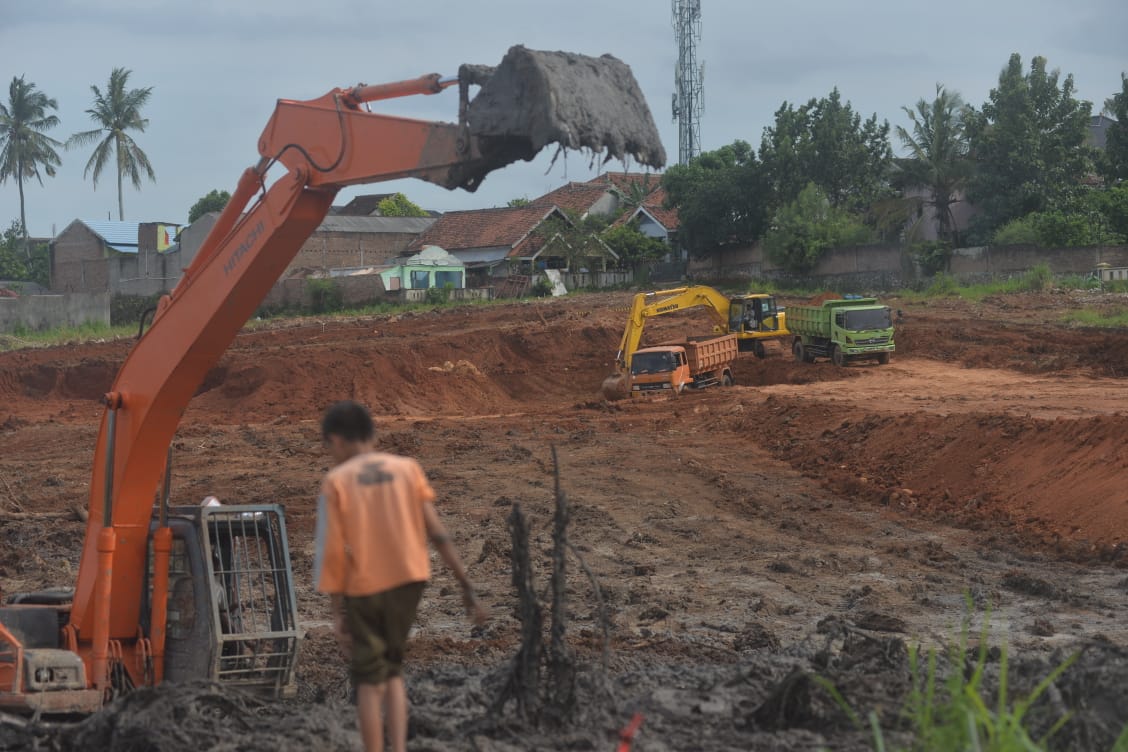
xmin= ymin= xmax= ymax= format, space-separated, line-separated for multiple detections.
xmin=3 ymin=0 xmax=1125 ymax=237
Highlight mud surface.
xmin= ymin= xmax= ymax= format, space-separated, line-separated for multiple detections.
xmin=462 ymin=46 xmax=665 ymax=182
xmin=2 ymin=289 xmax=1128 ymax=749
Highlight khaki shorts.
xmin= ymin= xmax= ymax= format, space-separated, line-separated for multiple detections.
xmin=344 ymin=581 xmax=426 ymax=686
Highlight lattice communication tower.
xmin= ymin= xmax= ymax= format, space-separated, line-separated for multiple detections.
xmin=672 ymin=0 xmax=704 ymax=165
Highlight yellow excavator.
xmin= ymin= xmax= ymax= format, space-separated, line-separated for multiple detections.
xmin=602 ymin=285 xmax=790 ymax=398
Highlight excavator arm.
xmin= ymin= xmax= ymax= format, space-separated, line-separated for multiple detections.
xmin=69 ymin=74 xmax=484 ymax=646
xmin=59 ymin=47 xmax=664 ymax=694
xmin=614 ymin=285 xmax=735 ymax=371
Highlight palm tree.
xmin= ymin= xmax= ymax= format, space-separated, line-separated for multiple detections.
xmin=68 ymin=68 xmax=155 ymax=221
xmin=894 ymin=84 xmax=972 ymax=246
xmin=0 ymin=76 xmax=63 ymax=257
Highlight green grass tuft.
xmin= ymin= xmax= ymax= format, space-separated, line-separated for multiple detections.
xmin=815 ymin=600 xmax=1116 ymax=752
xmin=1062 ymin=308 xmax=1128 ymax=328
xmin=0 ymin=321 xmax=135 ymax=351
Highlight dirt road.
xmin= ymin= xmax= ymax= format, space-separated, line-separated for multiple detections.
xmin=1 ymin=290 xmax=1127 ymax=750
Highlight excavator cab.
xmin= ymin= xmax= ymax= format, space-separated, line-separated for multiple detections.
xmin=731 ymin=294 xmax=786 ymax=357
xmin=733 ymin=295 xmax=781 ymax=334
xmin=0 ymin=503 xmax=298 ymax=713
xmin=149 ymin=505 xmax=299 ymax=697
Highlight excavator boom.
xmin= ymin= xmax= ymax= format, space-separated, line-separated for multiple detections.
xmin=615 ymin=286 xmax=733 ymax=371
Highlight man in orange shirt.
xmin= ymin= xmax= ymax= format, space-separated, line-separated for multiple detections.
xmin=314 ymin=400 xmax=487 ymax=752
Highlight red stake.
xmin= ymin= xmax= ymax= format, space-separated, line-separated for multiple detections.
xmin=617 ymin=713 xmax=645 ymax=752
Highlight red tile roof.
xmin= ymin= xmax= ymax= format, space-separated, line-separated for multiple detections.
xmin=639 ymin=186 xmax=679 ymax=231
xmin=529 ymin=182 xmax=613 ymax=215
xmin=586 ymin=171 xmax=664 ymax=195
xmin=408 ymin=204 xmax=565 ymax=258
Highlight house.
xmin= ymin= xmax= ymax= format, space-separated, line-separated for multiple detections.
xmin=407 ymin=204 xmax=618 ymax=284
xmin=1088 ymin=114 xmax=1116 ymax=150
xmin=898 ymin=185 xmax=977 ymax=244
xmin=529 ymin=181 xmax=620 ymax=217
xmin=286 ymin=215 xmax=437 ymax=276
xmin=530 ymin=171 xmax=680 ymax=245
xmin=331 ymin=193 xmax=398 ymax=216
xmin=368 ymin=245 xmax=465 ymax=291
xmin=51 ymin=219 xmax=188 ymax=295
xmin=609 ymin=185 xmax=680 ymax=243
xmin=1096 ymin=264 xmax=1128 ymax=282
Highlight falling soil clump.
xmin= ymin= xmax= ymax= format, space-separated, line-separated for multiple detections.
xmin=462 ymin=45 xmax=666 ymax=180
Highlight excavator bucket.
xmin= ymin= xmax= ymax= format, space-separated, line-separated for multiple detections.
xmin=457 ymin=46 xmax=666 ymax=188
xmin=601 ymin=373 xmax=630 ymax=401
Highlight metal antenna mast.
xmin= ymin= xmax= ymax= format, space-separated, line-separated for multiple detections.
xmin=671 ymin=0 xmax=704 ymax=165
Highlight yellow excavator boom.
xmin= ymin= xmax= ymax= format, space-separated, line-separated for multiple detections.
xmin=615 ymin=286 xmax=733 ymax=370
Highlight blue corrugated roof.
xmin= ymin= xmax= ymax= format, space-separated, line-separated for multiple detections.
xmin=82 ymin=220 xmax=139 ymax=253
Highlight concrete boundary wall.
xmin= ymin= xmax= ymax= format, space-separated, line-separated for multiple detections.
xmin=0 ymin=292 xmax=110 ymax=332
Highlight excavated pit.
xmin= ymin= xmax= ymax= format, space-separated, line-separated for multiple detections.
xmin=3 ymin=291 xmax=1128 ymax=749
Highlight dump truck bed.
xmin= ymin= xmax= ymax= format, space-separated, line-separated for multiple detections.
xmin=681 ymin=334 xmax=739 ymax=374
xmin=787 ymin=299 xmax=880 ymax=339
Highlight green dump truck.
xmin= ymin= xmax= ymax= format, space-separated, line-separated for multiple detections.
xmin=788 ymin=298 xmax=895 ymax=366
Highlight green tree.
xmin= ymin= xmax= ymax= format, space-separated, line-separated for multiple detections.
xmin=1102 ymin=184 xmax=1128 ymax=239
xmin=759 ymin=88 xmax=893 ymax=214
xmin=965 ymin=54 xmax=1092 ymax=238
xmin=188 ymin=189 xmax=231 ymax=223
xmin=506 ymin=197 xmax=531 ymax=207
xmin=992 ymin=186 xmax=1128 ymax=247
xmin=763 ymin=183 xmax=872 ymax=273
xmin=661 ymin=140 xmax=772 ymax=257
xmin=1102 ymin=73 xmax=1128 ymax=183
xmin=67 ymin=67 xmax=156 ymax=221
xmin=894 ymin=85 xmax=973 ymax=246
xmin=601 ymin=221 xmax=668 ymax=270
xmin=376 ymin=192 xmax=427 ymax=217
xmin=0 ymin=76 xmax=63 ymax=257
xmin=0 ymin=220 xmax=50 ymax=285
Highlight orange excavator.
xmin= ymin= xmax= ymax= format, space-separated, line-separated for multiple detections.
xmin=0 ymin=46 xmax=664 ymax=713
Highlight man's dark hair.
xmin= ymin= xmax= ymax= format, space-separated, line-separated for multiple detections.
xmin=321 ymin=400 xmax=374 ymax=442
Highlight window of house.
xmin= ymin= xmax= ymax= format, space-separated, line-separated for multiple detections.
xmin=434 ymin=270 xmax=461 ymax=288
xmin=410 ymin=270 xmax=430 ymax=289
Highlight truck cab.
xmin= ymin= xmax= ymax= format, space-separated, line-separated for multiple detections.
xmin=630 ymin=346 xmax=690 ymax=395
xmin=628 ymin=334 xmax=738 ymax=396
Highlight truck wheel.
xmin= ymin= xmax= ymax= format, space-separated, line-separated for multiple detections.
xmin=793 ymin=341 xmax=805 ymax=363
xmin=877 ymin=352 xmax=891 ymax=365
xmin=831 ymin=346 xmax=846 ymax=367
xmin=753 ymin=341 xmax=766 ymax=359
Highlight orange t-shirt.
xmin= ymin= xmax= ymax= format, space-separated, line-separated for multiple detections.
xmin=314 ymin=452 xmax=434 ymax=596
